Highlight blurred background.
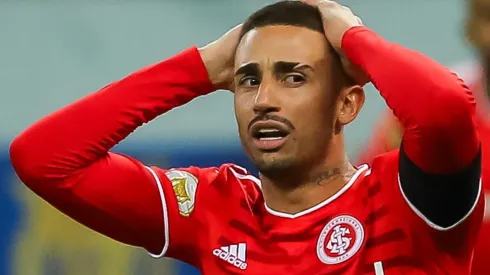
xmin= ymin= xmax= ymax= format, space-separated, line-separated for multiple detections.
xmin=0 ymin=0 xmax=477 ymax=274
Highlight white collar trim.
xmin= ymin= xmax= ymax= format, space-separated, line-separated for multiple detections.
xmin=264 ymin=164 xmax=369 ymax=219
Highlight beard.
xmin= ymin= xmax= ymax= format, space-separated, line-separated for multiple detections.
xmin=254 ymin=154 xmax=297 ymax=176
xmin=252 ymin=153 xmax=305 ymax=190
xmin=246 ymin=134 xmax=333 ymax=187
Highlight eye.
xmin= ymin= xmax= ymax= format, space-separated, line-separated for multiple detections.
xmin=283 ymin=74 xmax=305 ymax=86
xmin=239 ymin=77 xmax=260 ymax=87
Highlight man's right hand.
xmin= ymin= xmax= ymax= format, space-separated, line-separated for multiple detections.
xmin=199 ymin=24 xmax=243 ymax=91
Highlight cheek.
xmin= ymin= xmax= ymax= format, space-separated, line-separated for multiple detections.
xmin=297 ymin=91 xmax=333 ymax=118
xmin=234 ymin=94 xmax=255 ymax=132
xmin=295 ymin=100 xmax=335 ymax=135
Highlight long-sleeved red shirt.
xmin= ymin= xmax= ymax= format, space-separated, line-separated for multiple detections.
xmin=9 ymin=27 xmax=479 ymax=255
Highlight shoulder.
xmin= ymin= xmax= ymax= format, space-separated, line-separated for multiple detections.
xmin=367 ymin=149 xmax=400 ymax=178
xmin=148 ymin=163 xmax=262 ymax=201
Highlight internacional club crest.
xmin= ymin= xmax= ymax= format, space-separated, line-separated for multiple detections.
xmin=317 ymin=215 xmax=364 ymax=264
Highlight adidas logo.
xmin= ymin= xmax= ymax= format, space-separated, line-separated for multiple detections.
xmin=213 ymin=243 xmax=248 ymax=270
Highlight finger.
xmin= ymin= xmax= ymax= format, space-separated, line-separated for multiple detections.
xmin=318 ymin=0 xmax=339 ymax=6
xmin=227 ymin=24 xmax=243 ymax=34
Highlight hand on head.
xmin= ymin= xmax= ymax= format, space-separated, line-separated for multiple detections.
xmin=199 ymin=1 xmax=369 ymax=93
xmin=198 ymin=24 xmax=243 ymax=91
xmin=301 ymin=0 xmax=369 ymax=85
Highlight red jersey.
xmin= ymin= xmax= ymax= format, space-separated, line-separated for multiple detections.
xmin=358 ymin=62 xmax=490 ymax=275
xmin=147 ymin=154 xmax=483 ymax=274
xmin=9 ymin=27 xmax=482 ymax=275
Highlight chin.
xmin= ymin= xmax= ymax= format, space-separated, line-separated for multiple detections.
xmin=253 ymin=153 xmax=296 ymax=174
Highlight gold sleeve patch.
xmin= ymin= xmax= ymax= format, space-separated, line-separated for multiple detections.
xmin=165 ymin=170 xmax=198 ymax=217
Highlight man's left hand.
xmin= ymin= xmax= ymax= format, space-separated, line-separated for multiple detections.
xmin=302 ymin=0 xmax=369 ymax=85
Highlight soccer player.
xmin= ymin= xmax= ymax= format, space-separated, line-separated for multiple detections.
xmin=9 ymin=1 xmax=483 ymax=274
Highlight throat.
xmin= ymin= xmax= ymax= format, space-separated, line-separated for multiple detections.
xmin=314 ymin=168 xmax=343 ymax=185
xmin=260 ymin=163 xmax=358 ymax=216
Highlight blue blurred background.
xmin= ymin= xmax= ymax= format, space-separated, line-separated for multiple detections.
xmin=0 ymin=0 xmax=476 ymax=274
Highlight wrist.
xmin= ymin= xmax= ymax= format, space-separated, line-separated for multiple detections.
xmin=198 ymin=47 xmax=224 ymax=89
xmin=198 ymin=46 xmax=234 ymax=90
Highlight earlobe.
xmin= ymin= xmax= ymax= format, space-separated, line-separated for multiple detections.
xmin=337 ymin=85 xmax=365 ymax=126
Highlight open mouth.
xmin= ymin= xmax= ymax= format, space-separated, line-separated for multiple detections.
xmin=250 ymin=121 xmax=291 ymax=151
xmin=253 ymin=128 xmax=289 ymax=140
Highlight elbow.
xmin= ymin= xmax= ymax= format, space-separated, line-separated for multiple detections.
xmin=406 ymin=86 xmax=479 ymax=172
xmin=420 ymin=84 xmax=475 ymax=133
xmin=10 ymin=133 xmax=46 ymax=185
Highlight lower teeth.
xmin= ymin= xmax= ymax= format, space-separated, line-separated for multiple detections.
xmin=260 ymin=137 xmax=282 ymax=140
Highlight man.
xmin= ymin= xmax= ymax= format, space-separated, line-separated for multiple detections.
xmin=358 ymin=1 xmax=490 ymax=274
xmin=9 ymin=1 xmax=483 ymax=274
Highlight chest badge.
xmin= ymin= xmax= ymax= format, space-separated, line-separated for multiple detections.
xmin=317 ymin=215 xmax=364 ymax=264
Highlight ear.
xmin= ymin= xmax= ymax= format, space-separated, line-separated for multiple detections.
xmin=336 ymin=85 xmax=365 ymax=126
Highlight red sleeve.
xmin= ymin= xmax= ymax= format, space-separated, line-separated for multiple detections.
xmin=343 ymin=27 xmax=482 ymax=233
xmin=342 ymin=26 xmax=479 ymax=173
xmin=9 ymin=47 xmax=215 ymax=255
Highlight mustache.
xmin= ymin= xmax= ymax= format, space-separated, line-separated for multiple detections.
xmin=247 ymin=114 xmax=296 ymax=131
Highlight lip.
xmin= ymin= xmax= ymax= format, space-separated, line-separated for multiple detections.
xmin=252 ymin=136 xmax=289 ymax=151
xmin=249 ymin=120 xmax=291 ymax=151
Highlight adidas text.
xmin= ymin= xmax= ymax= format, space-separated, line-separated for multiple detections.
xmin=213 ymin=247 xmax=247 ymax=270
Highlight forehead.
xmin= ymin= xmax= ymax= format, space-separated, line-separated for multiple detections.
xmin=235 ymin=25 xmax=330 ymax=69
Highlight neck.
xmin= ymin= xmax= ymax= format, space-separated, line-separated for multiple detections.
xmin=259 ymin=138 xmax=358 ymax=215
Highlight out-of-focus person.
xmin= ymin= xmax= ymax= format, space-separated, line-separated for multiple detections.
xmin=467 ymin=0 xmax=490 ymax=95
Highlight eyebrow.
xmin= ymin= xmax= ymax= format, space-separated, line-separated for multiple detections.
xmin=235 ymin=61 xmax=314 ymax=77
xmin=235 ymin=63 xmax=260 ymax=76
xmin=273 ymin=61 xmax=313 ymax=74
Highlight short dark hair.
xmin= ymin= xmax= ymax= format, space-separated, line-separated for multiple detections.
xmin=240 ymin=1 xmax=324 ymax=40
xmin=239 ymin=1 xmax=353 ymax=87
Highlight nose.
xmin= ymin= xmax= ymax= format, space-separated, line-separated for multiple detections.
xmin=253 ymin=82 xmax=281 ymax=114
